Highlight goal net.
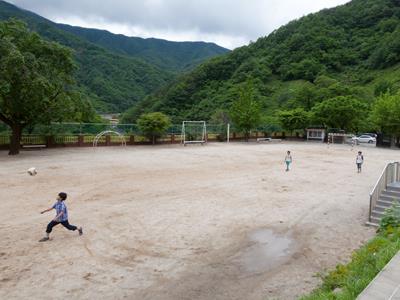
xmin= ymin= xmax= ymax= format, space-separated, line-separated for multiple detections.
xmin=181 ymin=121 xmax=207 ymax=145
xmin=328 ymin=133 xmax=355 ymax=145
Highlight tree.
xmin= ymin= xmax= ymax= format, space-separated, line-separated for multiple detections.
xmin=371 ymin=93 xmax=400 ymax=137
xmin=278 ymin=108 xmax=310 ymax=134
xmin=374 ymin=80 xmax=395 ymax=96
xmin=210 ymin=109 xmax=231 ymax=141
xmin=289 ymin=82 xmax=318 ymax=110
xmin=120 ymin=105 xmax=144 ymax=124
xmin=137 ymin=112 xmax=171 ymax=145
xmin=0 ymin=20 xmax=82 ymax=155
xmin=229 ymin=81 xmax=262 ymax=141
xmin=284 ymin=58 xmax=325 ymax=81
xmin=311 ymin=96 xmax=367 ymax=131
xmin=210 ymin=109 xmax=230 ymax=125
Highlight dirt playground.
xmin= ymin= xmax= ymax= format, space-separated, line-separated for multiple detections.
xmin=0 ymin=142 xmax=395 ymax=299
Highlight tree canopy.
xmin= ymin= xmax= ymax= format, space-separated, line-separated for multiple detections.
xmin=0 ymin=19 xmax=97 ymax=154
xmin=137 ymin=112 xmax=171 ymax=144
xmin=311 ymin=96 xmax=367 ymax=131
xmin=371 ymin=93 xmax=400 ymax=137
xmin=229 ymin=82 xmax=262 ymax=140
xmin=278 ymin=108 xmax=311 ymax=133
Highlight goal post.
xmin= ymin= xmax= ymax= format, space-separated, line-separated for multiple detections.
xmin=181 ymin=121 xmax=207 ymax=146
xmin=328 ymin=133 xmax=355 ymax=146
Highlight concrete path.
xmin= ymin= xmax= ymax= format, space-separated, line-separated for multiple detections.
xmin=357 ymin=251 xmax=400 ymax=300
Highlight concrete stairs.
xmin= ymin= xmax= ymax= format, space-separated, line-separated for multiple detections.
xmin=369 ymin=184 xmax=400 ymax=226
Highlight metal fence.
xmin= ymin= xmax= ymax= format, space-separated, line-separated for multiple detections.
xmin=0 ymin=122 xmax=281 ymax=135
xmin=0 ymin=122 xmax=298 ymax=148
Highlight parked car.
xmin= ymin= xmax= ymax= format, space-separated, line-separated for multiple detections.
xmin=352 ymin=135 xmax=376 ymax=144
xmin=362 ymin=133 xmax=377 ymax=138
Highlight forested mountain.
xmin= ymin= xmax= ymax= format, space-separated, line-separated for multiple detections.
xmin=56 ymin=24 xmax=228 ymax=72
xmin=0 ymin=0 xmax=228 ymax=112
xmin=123 ymin=0 xmax=400 ymax=124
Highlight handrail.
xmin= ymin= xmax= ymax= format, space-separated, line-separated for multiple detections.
xmin=369 ymin=162 xmax=400 ymax=223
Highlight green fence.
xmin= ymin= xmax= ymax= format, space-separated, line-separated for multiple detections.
xmin=0 ymin=122 xmax=282 ymax=135
xmin=0 ymin=122 xmax=292 ymax=147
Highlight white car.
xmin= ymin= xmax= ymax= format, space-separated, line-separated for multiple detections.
xmin=352 ymin=135 xmax=376 ymax=144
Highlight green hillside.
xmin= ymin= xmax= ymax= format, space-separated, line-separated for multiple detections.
xmin=0 ymin=0 xmax=228 ymax=112
xmin=56 ymin=24 xmax=229 ymax=72
xmin=123 ymin=0 xmax=400 ymax=124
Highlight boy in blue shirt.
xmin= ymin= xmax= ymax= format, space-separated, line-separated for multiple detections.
xmin=39 ymin=192 xmax=82 ymax=242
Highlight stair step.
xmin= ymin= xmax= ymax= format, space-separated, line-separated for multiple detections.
xmin=369 ymin=180 xmax=400 ymax=226
xmin=376 ymin=199 xmax=396 ymax=207
xmin=372 ymin=210 xmax=385 ymax=218
xmin=374 ymin=205 xmax=389 ymax=212
xmin=379 ymin=195 xmax=399 ymax=202
xmin=381 ymin=190 xmax=400 ymax=198
xmin=369 ymin=216 xmax=381 ymax=226
xmin=367 ymin=220 xmax=380 ymax=227
xmin=386 ymin=186 xmax=400 ymax=193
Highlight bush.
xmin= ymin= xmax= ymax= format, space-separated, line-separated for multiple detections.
xmin=300 ymin=227 xmax=400 ymax=300
xmin=380 ymin=201 xmax=400 ymax=231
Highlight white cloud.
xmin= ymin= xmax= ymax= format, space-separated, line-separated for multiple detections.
xmin=51 ymin=16 xmax=249 ymax=49
xmin=8 ymin=0 xmax=351 ymax=49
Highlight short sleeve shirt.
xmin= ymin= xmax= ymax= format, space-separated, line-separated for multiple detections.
xmin=53 ymin=201 xmax=68 ymax=222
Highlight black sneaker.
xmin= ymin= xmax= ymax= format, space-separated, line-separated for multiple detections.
xmin=39 ymin=237 xmax=49 ymax=242
xmin=78 ymin=227 xmax=83 ymax=236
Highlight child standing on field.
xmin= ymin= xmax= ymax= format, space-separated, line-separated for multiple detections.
xmin=39 ymin=192 xmax=83 ymax=242
xmin=356 ymin=151 xmax=364 ymax=173
xmin=285 ymin=151 xmax=293 ymax=172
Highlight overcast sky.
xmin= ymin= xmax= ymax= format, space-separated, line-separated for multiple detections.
xmin=8 ymin=0 xmax=350 ymax=49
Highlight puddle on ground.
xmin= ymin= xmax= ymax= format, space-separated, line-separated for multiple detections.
xmin=235 ymin=229 xmax=294 ymax=274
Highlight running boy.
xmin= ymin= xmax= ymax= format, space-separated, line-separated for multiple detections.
xmin=285 ymin=151 xmax=293 ymax=171
xmin=356 ymin=151 xmax=364 ymax=173
xmin=39 ymin=192 xmax=82 ymax=242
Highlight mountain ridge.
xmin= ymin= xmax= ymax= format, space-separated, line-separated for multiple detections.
xmin=56 ymin=23 xmax=229 ymax=72
xmin=0 ymin=0 xmax=228 ymax=112
xmin=122 ymin=0 xmax=400 ymax=123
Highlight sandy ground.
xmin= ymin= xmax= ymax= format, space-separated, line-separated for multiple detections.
xmin=0 ymin=142 xmax=397 ymax=300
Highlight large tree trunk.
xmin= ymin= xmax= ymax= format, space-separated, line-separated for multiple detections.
xmin=245 ymin=131 xmax=250 ymax=142
xmin=9 ymin=124 xmax=22 ymax=155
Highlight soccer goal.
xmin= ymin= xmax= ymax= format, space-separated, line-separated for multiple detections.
xmin=328 ymin=133 xmax=356 ymax=149
xmin=181 ymin=121 xmax=207 ymax=146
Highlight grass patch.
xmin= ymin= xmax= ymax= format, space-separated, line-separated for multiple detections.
xmin=299 ymin=227 xmax=400 ymax=300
